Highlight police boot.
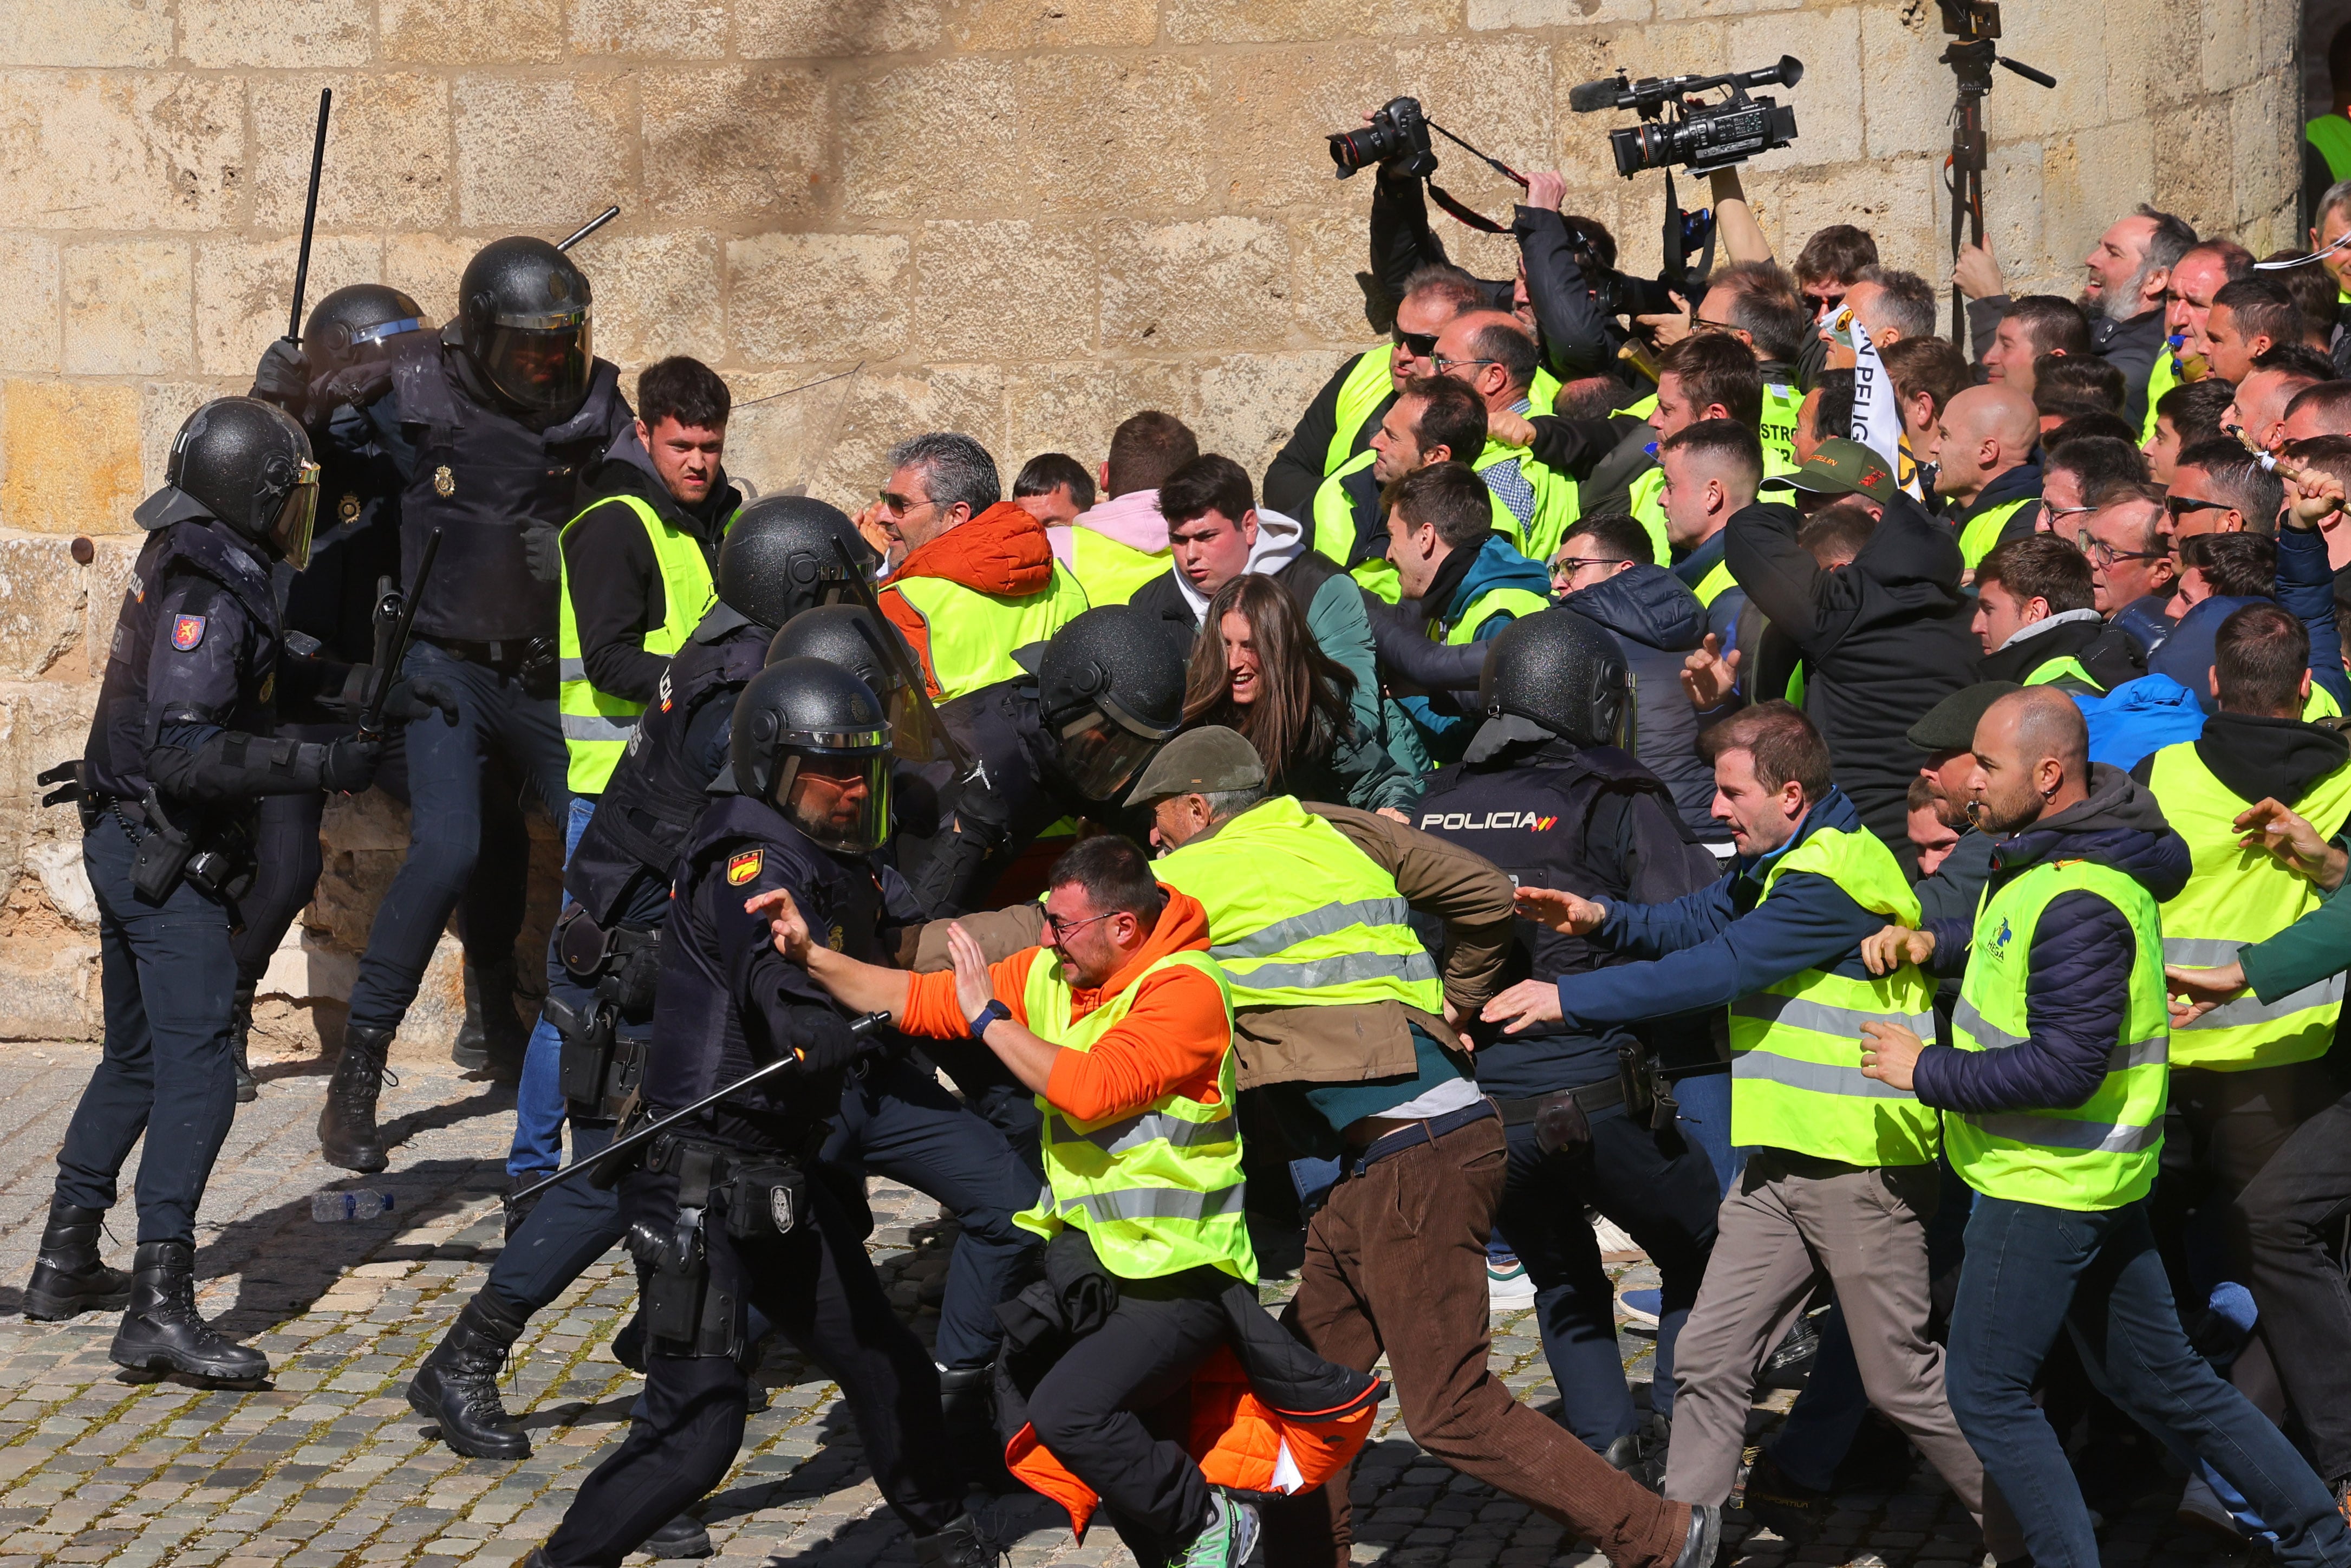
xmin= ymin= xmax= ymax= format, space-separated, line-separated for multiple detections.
xmin=407 ymin=1292 xmax=531 ymax=1460
xmin=939 ymin=1366 xmax=1014 ymax=1493
xmin=110 ymin=1240 xmax=269 ymax=1382
xmin=23 ymin=1198 xmax=131 ymax=1321
xmin=228 ymin=980 xmax=258 ymax=1104
xmin=453 ymin=956 xmax=529 ymax=1083
xmin=912 ymin=1511 xmax=1001 ymax=1568
xmin=644 ymin=1515 xmax=712 ymax=1558
xmin=318 ymin=1024 xmax=396 ymax=1174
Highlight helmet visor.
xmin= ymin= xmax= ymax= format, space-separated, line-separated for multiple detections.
xmin=477 ymin=310 xmax=592 ymax=412
xmin=774 ymin=743 xmax=893 ymax=855
xmin=270 ymin=459 xmax=322 ymax=571
xmin=1053 ymin=708 xmax=1165 ymax=803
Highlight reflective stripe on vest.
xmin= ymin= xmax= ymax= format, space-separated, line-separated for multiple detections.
xmin=2022 ymin=654 xmax=2103 ymax=694
xmin=1442 ymin=584 xmax=1550 ymax=647
xmin=1476 ymin=440 xmax=1580 ymax=565
xmin=2147 ymin=742 xmax=2351 ymax=1070
xmin=1327 ymin=349 xmax=1395 ymax=476
xmin=891 ymin=564 xmax=1090 ymax=701
xmin=1066 ymin=528 xmax=1171 ymax=608
xmin=1726 ymin=824 xmax=1943 ymax=1166
xmin=1694 ymin=558 xmax=1736 ymax=607
xmin=1018 ymin=946 xmax=1255 ymax=1282
xmin=1946 ymin=860 xmax=2170 ymax=1210
xmin=1154 ymin=795 xmax=1443 ymax=1014
xmin=1957 ymin=498 xmax=2032 ymax=570
xmin=557 ymin=493 xmax=718 ymax=794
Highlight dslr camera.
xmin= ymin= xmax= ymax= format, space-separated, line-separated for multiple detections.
xmin=1327 ymin=95 xmax=1437 ymax=180
xmin=1569 ymin=56 xmax=1803 ymax=179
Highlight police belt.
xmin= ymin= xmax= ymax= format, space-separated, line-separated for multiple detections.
xmin=642 ymin=1132 xmax=811 ymax=1240
xmin=420 ymin=632 xmax=542 ymax=673
xmin=1493 ymin=1076 xmax=1625 ymax=1125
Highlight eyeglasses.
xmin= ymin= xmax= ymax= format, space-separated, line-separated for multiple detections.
xmin=1431 ymin=354 xmax=1500 ymax=375
xmin=1392 ymin=329 xmax=1440 ymax=358
xmin=2074 ymin=529 xmax=2169 ymax=567
xmin=876 ymin=490 xmax=942 ymax=518
xmin=2044 ymin=502 xmax=2097 ymax=524
xmin=1692 ymin=315 xmax=1742 ymax=334
xmin=1043 ymin=908 xmax=1118 ymax=942
xmin=1550 ymin=556 xmax=1630 ymax=582
xmin=2163 ymin=496 xmax=2231 ymax=520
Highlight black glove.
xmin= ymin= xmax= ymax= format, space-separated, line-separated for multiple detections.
xmin=381 ymin=675 xmax=461 ymax=727
xmin=516 ymin=637 xmax=559 ymax=700
xmin=320 ymin=734 xmax=384 ymax=795
xmin=252 ymin=338 xmax=310 ymax=413
xmin=786 ymin=1007 xmax=862 ymax=1076
xmin=522 ymin=522 xmax=563 ymax=587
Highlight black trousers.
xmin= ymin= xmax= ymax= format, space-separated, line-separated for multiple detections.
xmin=543 ymin=1163 xmax=961 ymax=1567
xmin=55 ymin=819 xmax=240 ymax=1245
xmin=2235 ymin=1083 xmax=2351 ymax=1485
xmin=1019 ymin=1285 xmax=1228 ymax=1564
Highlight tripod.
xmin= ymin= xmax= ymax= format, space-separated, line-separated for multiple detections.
xmin=1940 ymin=21 xmax=2055 ymax=345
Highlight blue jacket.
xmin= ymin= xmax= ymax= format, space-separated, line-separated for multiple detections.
xmin=1403 ymin=535 xmax=1552 ymax=757
xmin=1562 ymin=563 xmax=1724 ymax=843
xmin=2150 ymin=595 xmax=2276 ymax=715
xmin=1671 ymin=529 xmax=1747 ymax=653
xmin=2075 ymin=673 xmax=2206 ymax=771
xmin=1914 ymin=764 xmax=2189 ymax=1113
xmin=2111 ymin=594 xmax=2175 ymax=661
xmin=1549 ymin=786 xmax=1886 ymax=1031
xmin=2279 ymin=524 xmax=2350 ymax=710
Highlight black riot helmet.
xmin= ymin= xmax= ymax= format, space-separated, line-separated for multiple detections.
xmin=455 ymin=237 xmax=594 ymax=414
xmin=1036 ymin=606 xmax=1187 ymax=802
xmin=133 ymin=397 xmax=321 ymax=570
xmin=718 ymin=496 xmax=878 ymax=630
xmin=303 ymin=283 xmax=431 ymax=375
xmin=1479 ymin=607 xmax=1635 ymax=752
xmin=731 ymin=657 xmax=894 ymax=855
xmin=766 ymin=603 xmax=935 ymax=762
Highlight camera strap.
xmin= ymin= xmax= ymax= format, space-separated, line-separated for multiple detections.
xmin=1421 ymin=119 xmax=1528 ymax=236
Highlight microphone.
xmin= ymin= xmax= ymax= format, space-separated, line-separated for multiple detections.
xmin=1568 ymin=77 xmax=1622 ymax=114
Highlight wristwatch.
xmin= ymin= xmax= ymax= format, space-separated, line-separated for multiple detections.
xmin=967 ymin=999 xmax=1012 ymax=1039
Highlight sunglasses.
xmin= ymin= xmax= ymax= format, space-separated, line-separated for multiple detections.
xmin=2163 ymin=496 xmax=2231 ymax=520
xmin=1393 ymin=329 xmax=1440 ymax=358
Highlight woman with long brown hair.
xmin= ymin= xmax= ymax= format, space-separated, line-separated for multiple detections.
xmin=1181 ymin=574 xmax=1421 ymax=814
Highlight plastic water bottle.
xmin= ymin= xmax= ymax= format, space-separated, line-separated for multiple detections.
xmin=311 ymin=1189 xmax=395 ymax=1222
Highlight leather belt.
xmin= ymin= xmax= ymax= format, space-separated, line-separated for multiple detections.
xmin=1346 ymin=1099 xmax=1500 ymax=1177
xmin=421 ymin=633 xmax=530 ymax=670
xmin=1493 ymin=1076 xmax=1625 ymax=1127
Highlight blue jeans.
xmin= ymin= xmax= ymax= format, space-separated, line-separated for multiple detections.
xmin=346 ymin=641 xmax=570 ymax=1036
xmin=1948 ymin=1194 xmax=2351 ymax=1568
xmin=1669 ymin=1066 xmax=1742 ymax=1199
xmin=509 ymin=794 xmax=596 ymax=1179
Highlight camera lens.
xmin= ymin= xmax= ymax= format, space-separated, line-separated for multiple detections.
xmin=1327 ymin=126 xmax=1392 ymax=175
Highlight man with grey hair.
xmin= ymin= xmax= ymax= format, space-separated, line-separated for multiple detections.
xmin=874 ymin=430 xmax=1090 ymax=701
xmin=2307 ymin=179 xmax=2351 ymax=376
xmin=1957 ymin=204 xmax=2196 ymax=428
xmin=1832 ymin=265 xmax=1937 ymax=355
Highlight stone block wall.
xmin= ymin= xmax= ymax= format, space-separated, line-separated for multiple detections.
xmin=0 ymin=0 xmax=2304 ymax=1050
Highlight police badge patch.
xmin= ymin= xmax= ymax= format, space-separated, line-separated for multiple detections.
xmin=338 ymin=493 xmax=361 ymax=523
xmin=433 ymin=465 xmax=456 ymax=498
xmin=172 ymin=614 xmax=206 ymax=650
xmin=726 ymin=849 xmax=763 ymax=886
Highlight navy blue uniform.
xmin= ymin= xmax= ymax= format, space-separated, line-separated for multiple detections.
xmin=1416 ymin=737 xmax=1725 ymax=1452
xmin=539 ymin=796 xmax=963 ymax=1567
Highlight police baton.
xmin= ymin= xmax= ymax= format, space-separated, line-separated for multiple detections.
xmin=506 ymin=1011 xmax=893 ymax=1207
xmin=285 ymin=88 xmax=331 ymax=343
xmin=360 ymin=526 xmax=441 ymax=742
xmin=557 ymin=205 xmax=621 ymax=252
xmin=827 ymin=537 xmax=984 ymax=783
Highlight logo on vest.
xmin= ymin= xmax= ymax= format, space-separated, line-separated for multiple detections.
xmin=171 ymin=614 xmax=206 ymax=651
xmin=726 ymin=849 xmax=763 ymax=886
xmin=1419 ymin=810 xmax=1557 ymax=832
xmin=433 ymin=465 xmax=456 ymax=498
xmin=657 ymin=669 xmax=674 ymax=713
xmin=1986 ymin=916 xmax=2015 ymax=961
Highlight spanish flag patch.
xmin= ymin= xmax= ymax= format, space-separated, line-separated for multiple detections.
xmin=726 ymin=849 xmax=763 ymax=886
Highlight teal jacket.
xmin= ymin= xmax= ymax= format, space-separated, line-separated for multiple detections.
xmin=1403 ymin=534 xmax=1552 ymax=760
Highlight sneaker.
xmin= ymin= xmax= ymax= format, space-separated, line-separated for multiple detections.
xmin=1620 ymin=1287 xmax=1663 ymax=1329
xmin=1171 ymin=1493 xmax=1259 ymax=1568
xmin=1488 ymin=1253 xmax=1537 ymax=1311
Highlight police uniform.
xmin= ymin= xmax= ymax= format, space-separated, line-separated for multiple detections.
xmin=1415 ymin=737 xmax=1725 ymax=1455
xmin=533 ymin=795 xmax=975 ymax=1567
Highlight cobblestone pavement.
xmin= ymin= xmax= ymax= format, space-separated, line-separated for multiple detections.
xmin=0 ymin=1047 xmax=2265 ymax=1568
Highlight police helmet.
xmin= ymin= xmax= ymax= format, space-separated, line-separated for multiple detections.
xmin=455 ymin=237 xmax=594 ymax=414
xmin=303 ymin=284 xmax=431 ymax=375
xmin=731 ymin=657 xmax=894 ymax=855
xmin=1036 ymin=606 xmax=1187 ymax=802
xmin=766 ymin=603 xmax=937 ymax=762
xmin=133 ymin=398 xmax=321 ymax=570
xmin=1479 ymin=607 xmax=1635 ymax=752
xmin=718 ymin=496 xmax=878 ymax=630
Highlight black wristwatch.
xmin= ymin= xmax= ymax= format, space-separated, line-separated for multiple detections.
xmin=967 ymin=999 xmax=1012 ymax=1039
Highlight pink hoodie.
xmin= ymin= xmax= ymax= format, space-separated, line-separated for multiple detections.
xmin=1047 ymin=487 xmax=1169 ymax=569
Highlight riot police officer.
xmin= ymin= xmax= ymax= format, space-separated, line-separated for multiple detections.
xmin=235 ymin=284 xmax=534 ymax=1104
xmin=290 ymin=236 xmax=635 ymax=1173
xmin=1412 ymin=609 xmax=1727 ymax=1465
xmin=23 ymin=399 xmax=453 ymax=1381
xmin=519 ymin=659 xmax=991 ymax=1568
xmin=407 ymin=499 xmax=872 ymax=1452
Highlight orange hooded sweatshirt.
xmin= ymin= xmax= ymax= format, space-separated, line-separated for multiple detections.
xmin=878 ymin=501 xmax=1060 ymax=699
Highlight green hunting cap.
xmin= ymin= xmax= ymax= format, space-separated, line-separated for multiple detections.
xmin=1758 ymin=437 xmax=1899 ymax=506
xmin=1127 ymin=725 xmax=1266 ymax=803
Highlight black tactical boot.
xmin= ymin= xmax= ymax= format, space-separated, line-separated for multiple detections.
xmin=940 ymin=1365 xmax=1014 ymax=1493
xmin=407 ymin=1293 xmax=531 ymax=1460
xmin=229 ymin=980 xmax=258 ymax=1104
xmin=23 ymin=1198 xmax=131 ymax=1321
xmin=318 ymin=1023 xmax=396 ymax=1174
xmin=453 ymin=956 xmax=530 ymax=1083
xmin=912 ymin=1511 xmax=1002 ymax=1568
xmin=644 ymin=1514 xmax=713 ymax=1558
xmin=110 ymin=1240 xmax=269 ymax=1382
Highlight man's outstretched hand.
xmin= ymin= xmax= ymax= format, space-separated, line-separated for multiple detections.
xmin=945 ymin=922 xmax=998 ymax=1025
xmin=2235 ymin=798 xmax=2348 ymax=890
xmin=1514 ymin=886 xmax=1606 ymax=935
xmin=2166 ymin=960 xmax=2248 ymax=1026
xmin=747 ymin=886 xmax=813 ymax=963
xmin=1861 ymin=925 xmax=1936 ymax=977
xmin=1482 ymin=979 xmax=1564 ymax=1035
xmin=1859 ymin=1019 xmax=1924 ymax=1091
xmin=1682 ymin=634 xmax=1742 ymax=710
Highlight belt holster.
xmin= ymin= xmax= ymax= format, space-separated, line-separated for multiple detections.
xmin=552 ymin=910 xmax=659 ymax=1117
xmin=629 ymin=1138 xmax=738 ymax=1358
xmin=1619 ymin=1043 xmax=1678 ymax=1132
xmin=724 ymin=1161 xmax=807 ymax=1242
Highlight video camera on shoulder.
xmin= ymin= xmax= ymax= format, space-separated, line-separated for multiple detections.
xmin=1569 ymin=55 xmax=1803 ymax=179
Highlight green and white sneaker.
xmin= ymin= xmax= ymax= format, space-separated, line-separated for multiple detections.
xmin=1171 ymin=1492 xmax=1260 ymax=1568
